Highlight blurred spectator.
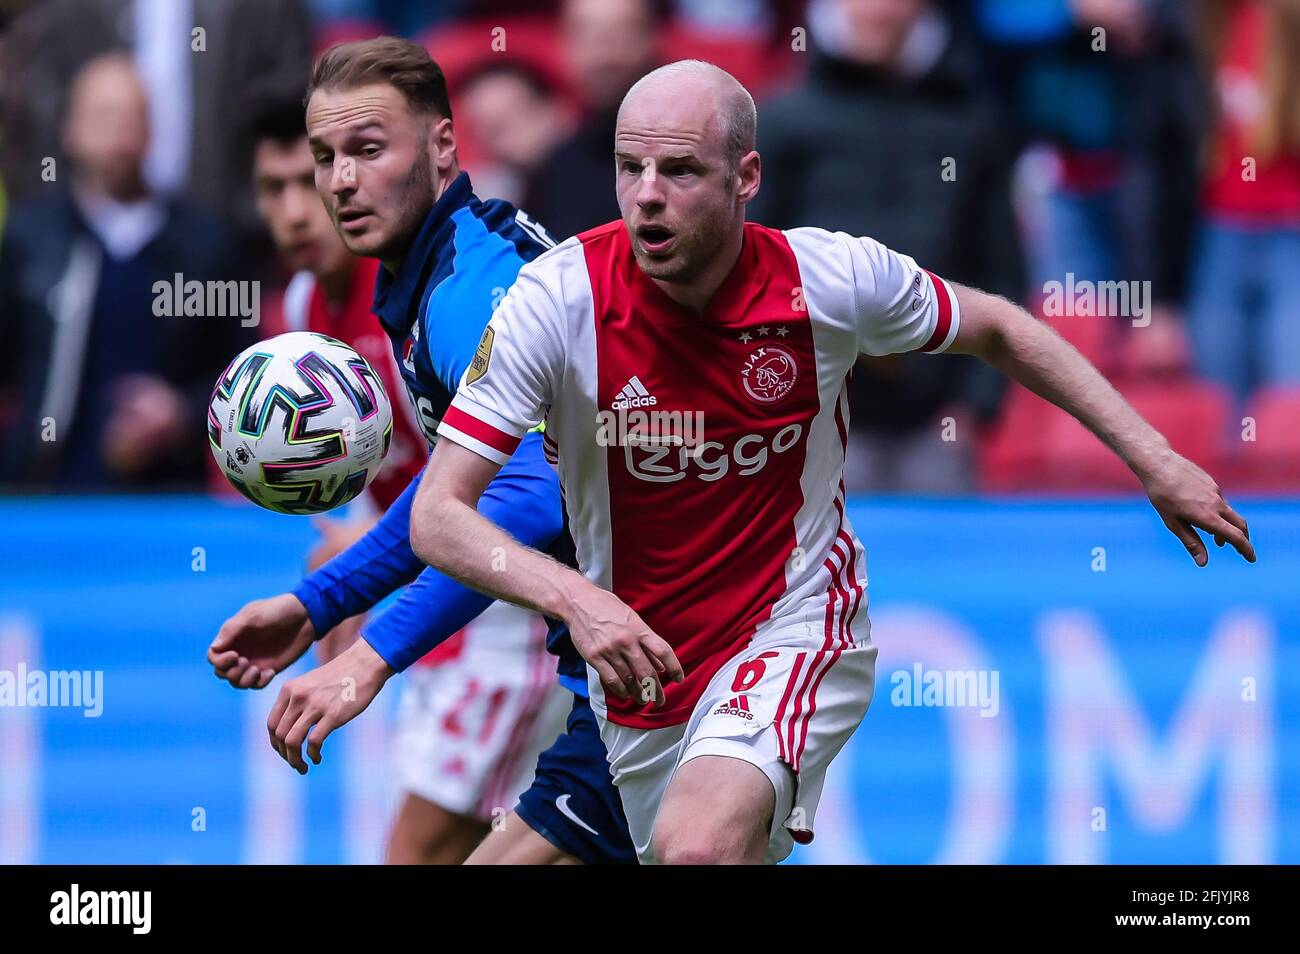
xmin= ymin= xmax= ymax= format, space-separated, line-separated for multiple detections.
xmin=306 ymin=0 xmax=463 ymax=37
xmin=753 ymin=0 xmax=1024 ymax=493
xmin=0 ymin=54 xmax=253 ymax=489
xmin=458 ymin=60 xmax=573 ymax=207
xmin=524 ymin=0 xmax=659 ymax=238
xmin=1186 ymin=0 xmax=1300 ymax=404
xmin=976 ymin=0 xmax=1202 ymax=372
xmin=0 ymin=0 xmax=312 ymax=256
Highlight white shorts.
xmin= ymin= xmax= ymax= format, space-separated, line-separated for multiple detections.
xmin=392 ymin=600 xmax=570 ymax=823
xmin=591 ymin=623 xmax=877 ymax=864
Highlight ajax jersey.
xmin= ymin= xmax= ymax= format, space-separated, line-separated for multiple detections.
xmin=437 ymin=221 xmax=960 ymax=729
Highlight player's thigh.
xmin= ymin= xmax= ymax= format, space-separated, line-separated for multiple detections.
xmin=386 ymin=792 xmax=489 ymax=865
xmin=656 ymin=637 xmax=876 ymax=864
xmin=594 ymin=710 xmax=688 ymax=864
xmin=464 ymin=811 xmax=581 ymax=865
xmin=653 ymin=754 xmax=778 ymax=865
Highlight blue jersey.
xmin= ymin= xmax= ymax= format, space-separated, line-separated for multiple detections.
xmin=293 ymin=173 xmax=587 ymax=695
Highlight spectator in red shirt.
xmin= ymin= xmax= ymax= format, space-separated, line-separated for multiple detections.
xmin=1188 ymin=0 xmax=1300 ymax=403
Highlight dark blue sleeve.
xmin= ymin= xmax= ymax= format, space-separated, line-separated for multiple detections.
xmin=292 ymin=468 xmax=426 ymax=636
xmin=361 ymin=432 xmax=564 ymax=671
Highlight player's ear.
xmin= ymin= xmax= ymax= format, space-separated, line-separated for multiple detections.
xmin=736 ymin=150 xmax=761 ymax=205
xmin=430 ymin=114 xmax=457 ymax=176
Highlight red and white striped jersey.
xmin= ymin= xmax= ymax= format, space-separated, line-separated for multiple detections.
xmin=437 ymin=221 xmax=960 ymax=728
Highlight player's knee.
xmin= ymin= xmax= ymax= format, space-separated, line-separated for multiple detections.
xmin=651 ymin=818 xmax=752 ymax=865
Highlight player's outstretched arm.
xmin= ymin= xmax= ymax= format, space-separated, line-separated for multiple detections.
xmin=411 ymin=438 xmax=684 ymax=703
xmin=208 ymin=470 xmax=430 ymax=689
xmin=947 ymin=284 xmax=1255 ymax=567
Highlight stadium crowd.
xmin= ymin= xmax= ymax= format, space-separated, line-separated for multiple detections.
xmin=0 ymin=0 xmax=1297 ymax=494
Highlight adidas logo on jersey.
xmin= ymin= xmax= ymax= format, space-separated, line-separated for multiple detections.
xmin=611 ymin=376 xmax=658 ymax=409
xmin=712 ymin=695 xmax=753 ymax=720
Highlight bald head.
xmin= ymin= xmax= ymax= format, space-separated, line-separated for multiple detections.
xmin=619 ymin=60 xmax=756 ymax=169
xmin=613 ymin=59 xmax=761 ymax=304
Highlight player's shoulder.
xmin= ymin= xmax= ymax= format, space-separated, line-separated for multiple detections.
xmin=776 ymin=225 xmax=869 ymax=262
xmin=765 ymin=225 xmax=866 ymax=298
xmin=510 ymin=225 xmax=609 ymax=299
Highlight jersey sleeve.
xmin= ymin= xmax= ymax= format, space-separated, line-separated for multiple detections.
xmin=846 ymin=233 xmax=960 ymax=356
xmin=436 ymin=265 xmax=565 ymax=466
xmin=360 ymin=431 xmax=563 ymax=670
xmin=789 ymin=227 xmax=960 ymax=357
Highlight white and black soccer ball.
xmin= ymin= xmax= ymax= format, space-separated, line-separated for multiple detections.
xmin=207 ymin=332 xmax=393 ymax=514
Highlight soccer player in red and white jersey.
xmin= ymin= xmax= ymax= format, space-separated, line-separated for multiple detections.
xmin=408 ymin=61 xmax=1256 ymax=864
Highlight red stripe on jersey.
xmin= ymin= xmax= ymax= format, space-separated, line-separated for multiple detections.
xmin=786 ymin=647 xmax=825 ymax=764
xmin=582 ymin=223 xmax=820 ymax=728
xmin=830 ymin=385 xmax=857 ymax=649
xmin=920 ymin=270 xmax=953 ymax=353
xmin=442 ymin=405 xmax=522 ymax=457
xmin=836 ymin=483 xmax=865 ymax=636
xmin=775 ymin=651 xmax=808 ymax=763
xmin=794 ymin=648 xmax=842 ymax=773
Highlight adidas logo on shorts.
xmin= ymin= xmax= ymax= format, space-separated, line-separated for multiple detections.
xmin=713 ymin=695 xmax=753 ymax=720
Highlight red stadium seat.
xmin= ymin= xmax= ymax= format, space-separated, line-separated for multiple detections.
xmin=977 ymin=384 xmax=1056 ymax=491
xmin=1035 ymin=380 xmax=1230 ymax=492
xmin=417 ymin=17 xmax=577 ymax=171
xmin=1229 ymin=388 xmax=1300 ymax=492
xmin=657 ymin=24 xmax=798 ymax=99
xmin=1040 ymin=310 xmax=1115 ymax=374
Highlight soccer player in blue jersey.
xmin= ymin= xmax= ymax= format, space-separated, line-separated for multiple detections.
xmin=207 ymin=37 xmax=634 ymax=865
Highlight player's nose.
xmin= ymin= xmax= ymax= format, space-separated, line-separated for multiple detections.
xmin=328 ymin=157 xmax=357 ymax=196
xmin=634 ymin=168 xmax=666 ymax=208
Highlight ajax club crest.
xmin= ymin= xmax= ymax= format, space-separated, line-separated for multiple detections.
xmin=740 ymin=344 xmax=798 ymax=405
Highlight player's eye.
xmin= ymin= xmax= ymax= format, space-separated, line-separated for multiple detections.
xmin=620 ymin=160 xmax=642 ymax=175
xmin=361 ymin=145 xmax=382 ymax=158
xmin=313 ymin=152 xmax=331 ymax=166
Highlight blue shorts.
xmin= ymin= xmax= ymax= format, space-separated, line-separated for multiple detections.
xmin=515 ymin=694 xmax=636 ymax=865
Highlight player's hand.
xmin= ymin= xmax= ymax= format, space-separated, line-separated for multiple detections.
xmin=1138 ymin=447 xmax=1255 ymax=567
xmin=565 ymin=586 xmax=683 ymax=705
xmin=266 ymin=637 xmax=395 ymax=774
xmin=209 ymin=593 xmax=317 ymax=689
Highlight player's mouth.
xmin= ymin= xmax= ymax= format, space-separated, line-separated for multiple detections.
xmin=337 ymin=208 xmax=373 ymax=234
xmin=636 ymin=224 xmax=676 ymax=255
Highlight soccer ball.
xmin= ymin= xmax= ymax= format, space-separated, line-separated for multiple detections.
xmin=207 ymin=331 xmax=393 ymax=514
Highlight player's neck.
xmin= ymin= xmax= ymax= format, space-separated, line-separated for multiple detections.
xmin=652 ymin=224 xmax=745 ymax=315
